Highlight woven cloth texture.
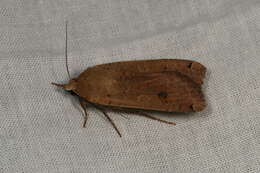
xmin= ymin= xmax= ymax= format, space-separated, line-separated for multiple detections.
xmin=1 ymin=0 xmax=260 ymax=173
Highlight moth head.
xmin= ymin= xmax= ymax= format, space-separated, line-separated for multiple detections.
xmin=51 ymin=79 xmax=77 ymax=91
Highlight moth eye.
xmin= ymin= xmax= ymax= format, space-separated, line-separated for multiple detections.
xmin=187 ymin=63 xmax=193 ymax=69
xmin=107 ymin=94 xmax=111 ymax=97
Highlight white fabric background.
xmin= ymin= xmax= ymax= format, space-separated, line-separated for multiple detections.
xmin=1 ymin=0 xmax=260 ymax=172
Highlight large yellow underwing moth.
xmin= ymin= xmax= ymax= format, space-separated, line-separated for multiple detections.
xmin=52 ymin=22 xmax=207 ymax=137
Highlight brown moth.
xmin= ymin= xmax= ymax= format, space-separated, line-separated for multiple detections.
xmin=52 ymin=22 xmax=207 ymax=137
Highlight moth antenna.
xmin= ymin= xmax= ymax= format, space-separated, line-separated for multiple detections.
xmin=65 ymin=20 xmax=71 ymax=80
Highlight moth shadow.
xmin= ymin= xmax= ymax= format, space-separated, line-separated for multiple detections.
xmin=140 ymin=110 xmax=196 ymax=120
xmin=51 ymin=85 xmax=84 ymax=116
xmin=51 ymin=85 xmax=71 ymax=98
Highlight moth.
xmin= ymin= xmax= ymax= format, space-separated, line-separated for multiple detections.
xmin=52 ymin=22 xmax=207 ymax=137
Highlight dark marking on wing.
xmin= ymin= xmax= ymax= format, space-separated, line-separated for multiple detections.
xmin=187 ymin=63 xmax=193 ymax=68
xmin=158 ymin=91 xmax=168 ymax=99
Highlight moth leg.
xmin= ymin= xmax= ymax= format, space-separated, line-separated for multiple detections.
xmin=79 ymin=98 xmax=88 ymax=128
xmin=135 ymin=111 xmax=176 ymax=125
xmin=86 ymin=103 xmax=122 ymax=137
xmin=100 ymin=109 xmax=122 ymax=137
xmin=107 ymin=109 xmax=129 ymax=120
xmin=117 ymin=113 xmax=129 ymax=120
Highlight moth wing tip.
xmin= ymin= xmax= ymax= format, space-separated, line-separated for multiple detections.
xmin=191 ymin=102 xmax=206 ymax=112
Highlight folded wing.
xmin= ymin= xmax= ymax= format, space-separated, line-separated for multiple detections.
xmin=76 ymin=59 xmax=206 ymax=112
